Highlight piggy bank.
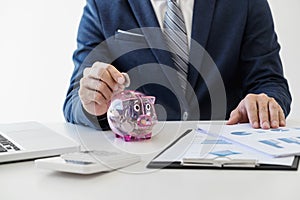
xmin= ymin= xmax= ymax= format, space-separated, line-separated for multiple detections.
xmin=107 ymin=90 xmax=157 ymax=142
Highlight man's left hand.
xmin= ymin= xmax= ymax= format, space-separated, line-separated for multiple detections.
xmin=227 ymin=93 xmax=286 ymax=129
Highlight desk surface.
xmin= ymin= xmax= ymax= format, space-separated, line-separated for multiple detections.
xmin=1 ymin=121 xmax=300 ymax=200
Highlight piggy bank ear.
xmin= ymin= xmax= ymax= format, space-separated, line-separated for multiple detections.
xmin=147 ymin=96 xmax=156 ymax=104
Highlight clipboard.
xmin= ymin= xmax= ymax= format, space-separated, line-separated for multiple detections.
xmin=147 ymin=129 xmax=300 ymax=170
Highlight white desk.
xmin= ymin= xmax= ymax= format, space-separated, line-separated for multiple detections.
xmin=1 ymin=121 xmax=300 ymax=200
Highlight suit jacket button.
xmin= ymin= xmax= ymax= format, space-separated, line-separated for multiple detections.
xmin=183 ymin=112 xmax=188 ymax=121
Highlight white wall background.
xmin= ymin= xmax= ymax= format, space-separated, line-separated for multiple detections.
xmin=269 ymin=0 xmax=300 ymax=121
xmin=0 ymin=0 xmax=299 ymax=124
xmin=0 ymin=0 xmax=85 ymax=123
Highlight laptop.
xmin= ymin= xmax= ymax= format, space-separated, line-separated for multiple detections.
xmin=0 ymin=121 xmax=80 ymax=164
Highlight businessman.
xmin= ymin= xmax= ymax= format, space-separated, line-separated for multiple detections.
xmin=63 ymin=0 xmax=291 ymax=130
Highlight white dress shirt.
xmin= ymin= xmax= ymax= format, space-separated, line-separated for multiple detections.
xmin=150 ymin=0 xmax=195 ymax=47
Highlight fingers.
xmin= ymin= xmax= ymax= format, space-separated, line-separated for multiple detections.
xmin=79 ymin=84 xmax=108 ymax=116
xmin=244 ymin=95 xmax=260 ymax=128
xmin=226 ymin=109 xmax=240 ymax=125
xmin=227 ymin=103 xmax=248 ymax=125
xmin=84 ymin=62 xmax=123 ymax=91
xmin=80 ymin=77 xmax=112 ymax=100
xmin=79 ymin=89 xmax=106 ymax=106
xmin=79 ymin=62 xmax=127 ymax=116
xmin=107 ymin=65 xmax=125 ymax=84
xmin=256 ymin=94 xmax=270 ymax=129
xmin=269 ymin=98 xmax=286 ymax=127
xmin=227 ymin=93 xmax=286 ymax=129
xmin=255 ymin=94 xmax=285 ymax=129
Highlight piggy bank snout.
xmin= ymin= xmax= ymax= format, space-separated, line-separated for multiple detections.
xmin=137 ymin=115 xmax=153 ymax=127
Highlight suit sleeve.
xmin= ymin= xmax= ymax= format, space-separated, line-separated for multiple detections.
xmin=63 ymin=0 xmax=110 ymax=130
xmin=240 ymin=0 xmax=292 ymax=116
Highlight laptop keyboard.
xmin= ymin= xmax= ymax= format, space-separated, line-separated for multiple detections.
xmin=0 ymin=134 xmax=21 ymax=153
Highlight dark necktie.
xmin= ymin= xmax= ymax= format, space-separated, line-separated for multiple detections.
xmin=163 ymin=0 xmax=189 ymax=92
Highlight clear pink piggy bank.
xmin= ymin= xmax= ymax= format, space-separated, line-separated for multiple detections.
xmin=107 ymin=90 xmax=157 ymax=142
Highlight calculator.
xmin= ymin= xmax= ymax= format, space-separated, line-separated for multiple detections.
xmin=35 ymin=150 xmax=141 ymax=174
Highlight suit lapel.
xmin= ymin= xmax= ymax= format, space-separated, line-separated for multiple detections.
xmin=191 ymin=0 xmax=216 ymax=49
xmin=127 ymin=0 xmax=174 ymax=67
xmin=187 ymin=0 xmax=216 ymax=101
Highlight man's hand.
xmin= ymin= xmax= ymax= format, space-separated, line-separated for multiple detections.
xmin=78 ymin=62 xmax=125 ymax=116
xmin=227 ymin=93 xmax=286 ymax=129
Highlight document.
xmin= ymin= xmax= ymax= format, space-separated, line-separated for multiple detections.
xmin=198 ymin=123 xmax=300 ymax=158
xmin=182 ymin=131 xmax=294 ymax=167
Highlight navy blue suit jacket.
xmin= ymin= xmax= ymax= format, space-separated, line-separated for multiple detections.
xmin=63 ymin=0 xmax=291 ymax=130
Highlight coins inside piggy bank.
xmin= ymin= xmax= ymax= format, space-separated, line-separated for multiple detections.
xmin=107 ymin=90 xmax=157 ymax=142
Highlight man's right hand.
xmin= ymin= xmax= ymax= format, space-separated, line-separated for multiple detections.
xmin=78 ymin=62 xmax=125 ymax=116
